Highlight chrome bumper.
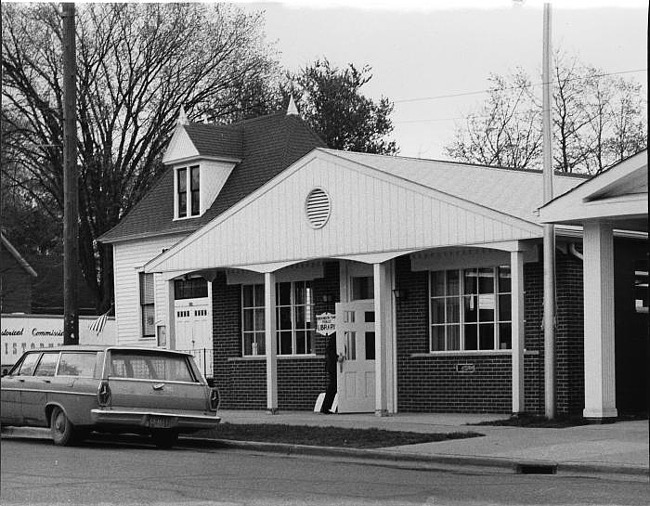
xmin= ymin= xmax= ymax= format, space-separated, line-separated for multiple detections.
xmin=90 ymin=408 xmax=221 ymax=431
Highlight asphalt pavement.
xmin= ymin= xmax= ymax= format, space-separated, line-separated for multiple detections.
xmin=3 ymin=409 xmax=648 ymax=481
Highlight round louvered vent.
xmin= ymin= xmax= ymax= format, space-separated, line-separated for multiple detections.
xmin=305 ymin=188 xmax=331 ymax=229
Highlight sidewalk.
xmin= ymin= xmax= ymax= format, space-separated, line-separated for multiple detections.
xmin=215 ymin=410 xmax=649 ymax=479
xmin=3 ymin=410 xmax=648 ymax=480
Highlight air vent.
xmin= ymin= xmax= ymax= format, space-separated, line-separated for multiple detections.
xmin=305 ymin=188 xmax=331 ymax=229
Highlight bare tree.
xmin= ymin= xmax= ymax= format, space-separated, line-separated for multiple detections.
xmin=445 ymin=52 xmax=647 ymax=173
xmin=445 ymin=71 xmax=542 ymax=169
xmin=2 ymin=3 xmax=281 ymax=312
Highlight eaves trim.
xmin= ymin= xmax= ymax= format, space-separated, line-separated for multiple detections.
xmin=99 ymin=228 xmax=195 ymax=245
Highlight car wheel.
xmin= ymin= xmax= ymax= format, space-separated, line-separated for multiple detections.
xmin=50 ymin=406 xmax=79 ymax=446
xmin=151 ymin=429 xmax=178 ymax=449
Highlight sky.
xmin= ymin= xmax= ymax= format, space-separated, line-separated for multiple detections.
xmin=236 ymin=0 xmax=648 ymax=159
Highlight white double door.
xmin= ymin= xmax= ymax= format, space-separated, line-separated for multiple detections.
xmin=175 ymin=299 xmax=212 ymax=377
xmin=335 ymin=301 xmax=376 ymax=413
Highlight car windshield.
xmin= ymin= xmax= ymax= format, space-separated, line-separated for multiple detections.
xmin=108 ymin=350 xmax=196 ymax=382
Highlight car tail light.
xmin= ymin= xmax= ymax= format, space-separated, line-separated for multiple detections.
xmin=208 ymin=387 xmax=220 ymax=412
xmin=97 ymin=380 xmax=112 ymax=407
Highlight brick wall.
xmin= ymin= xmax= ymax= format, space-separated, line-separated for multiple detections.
xmin=555 ymin=250 xmax=585 ymax=415
xmin=523 ymin=248 xmax=586 ymax=416
xmin=394 ymin=256 xmax=512 ymax=413
xmin=524 ymin=259 xmax=544 ymax=414
xmin=210 ymin=250 xmax=595 ymax=415
xmin=211 ymin=261 xmax=340 ymax=411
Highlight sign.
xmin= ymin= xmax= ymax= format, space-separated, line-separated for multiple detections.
xmin=456 ymin=363 xmax=476 ymax=374
xmin=1 ymin=314 xmax=116 ymax=368
xmin=316 ymin=312 xmax=335 ymax=336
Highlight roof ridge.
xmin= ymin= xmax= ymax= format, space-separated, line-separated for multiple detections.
xmin=327 ymin=149 xmax=590 ymax=179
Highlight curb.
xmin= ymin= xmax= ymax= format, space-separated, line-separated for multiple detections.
xmin=181 ymin=436 xmax=649 ymax=480
xmin=3 ymin=427 xmax=648 ymax=480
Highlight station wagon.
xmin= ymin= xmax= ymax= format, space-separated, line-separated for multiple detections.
xmin=0 ymin=346 xmax=220 ymax=448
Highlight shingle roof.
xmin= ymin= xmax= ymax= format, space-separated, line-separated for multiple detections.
xmin=325 ymin=149 xmax=588 ymax=224
xmin=184 ymin=123 xmax=243 ymax=159
xmin=100 ymin=112 xmax=326 ymax=243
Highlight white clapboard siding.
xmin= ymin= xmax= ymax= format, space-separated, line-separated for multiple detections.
xmin=200 ymin=160 xmax=237 ymax=214
xmin=161 ymin=127 xmax=199 ymax=165
xmin=148 ymin=152 xmax=543 ymax=274
xmin=113 ymin=234 xmax=187 ymax=345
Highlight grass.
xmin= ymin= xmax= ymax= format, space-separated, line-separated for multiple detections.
xmin=193 ymin=423 xmax=483 ymax=449
xmin=470 ymin=412 xmax=648 ymax=429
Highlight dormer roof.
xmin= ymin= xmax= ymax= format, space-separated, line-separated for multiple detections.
xmin=100 ymin=109 xmax=326 ymax=244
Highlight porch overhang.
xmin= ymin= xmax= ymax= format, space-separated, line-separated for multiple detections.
xmin=145 ymin=149 xmax=544 ymax=276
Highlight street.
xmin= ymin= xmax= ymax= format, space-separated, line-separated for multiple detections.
xmin=1 ymin=438 xmax=648 ymax=505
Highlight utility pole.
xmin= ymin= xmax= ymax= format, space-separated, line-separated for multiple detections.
xmin=542 ymin=3 xmax=556 ymax=419
xmin=62 ymin=3 xmax=78 ymax=345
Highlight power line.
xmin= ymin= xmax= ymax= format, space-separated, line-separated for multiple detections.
xmin=394 ymin=68 xmax=647 ymax=104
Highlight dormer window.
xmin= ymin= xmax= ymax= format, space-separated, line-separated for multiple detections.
xmin=176 ymin=165 xmax=200 ymax=218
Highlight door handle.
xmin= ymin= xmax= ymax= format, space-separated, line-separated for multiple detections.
xmin=152 ymin=383 xmax=165 ymax=391
xmin=42 ymin=379 xmax=51 ymax=384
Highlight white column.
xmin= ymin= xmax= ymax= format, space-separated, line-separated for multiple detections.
xmin=373 ymin=262 xmax=394 ymax=417
xmin=582 ymin=221 xmax=617 ymax=420
xmin=511 ymin=250 xmax=525 ymax=414
xmin=264 ymin=272 xmax=278 ymax=414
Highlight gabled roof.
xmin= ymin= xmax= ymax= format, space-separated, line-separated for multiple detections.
xmin=1 ymin=233 xmax=38 ymax=277
xmin=539 ymin=150 xmax=648 ymax=231
xmin=99 ymin=111 xmax=326 ymax=244
xmin=326 ymin=150 xmax=587 ymax=224
xmin=145 ymin=149 xmax=582 ymax=275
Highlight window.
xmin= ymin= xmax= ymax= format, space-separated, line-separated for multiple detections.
xmin=242 ymin=284 xmax=265 ymax=356
xmin=57 ymin=352 xmax=97 ymax=377
xmin=174 ymin=278 xmax=208 ymax=300
xmin=351 ymin=276 xmax=374 ymax=300
xmin=109 ymin=350 xmax=195 ymax=382
xmin=176 ymin=165 xmax=200 ymax=219
xmin=34 ymin=352 xmax=59 ymax=377
xmin=277 ymin=281 xmax=315 ymax=355
xmin=430 ymin=266 xmax=511 ymax=352
xmin=12 ymin=353 xmax=41 ymax=376
xmin=140 ymin=272 xmax=155 ymax=338
xmin=241 ymin=281 xmax=315 ymax=357
xmin=190 ymin=166 xmax=200 ymax=216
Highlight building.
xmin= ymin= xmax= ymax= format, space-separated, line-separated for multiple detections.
xmin=0 ymin=233 xmax=38 ymax=314
xmin=100 ymin=106 xmax=648 ymax=419
xmin=539 ymin=151 xmax=648 ymax=419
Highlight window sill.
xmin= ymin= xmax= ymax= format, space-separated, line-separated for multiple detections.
xmin=172 ymin=213 xmax=203 ymax=222
xmin=229 ymin=354 xmax=319 ymax=362
xmin=412 ymin=349 xmax=539 ymax=358
xmin=412 ymin=350 xmax=511 ymax=358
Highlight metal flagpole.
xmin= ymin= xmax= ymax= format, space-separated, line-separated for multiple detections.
xmin=542 ymin=3 xmax=556 ymax=419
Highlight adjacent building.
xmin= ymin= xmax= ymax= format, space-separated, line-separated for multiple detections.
xmin=1 ymin=233 xmax=38 ymax=314
xmin=100 ymin=106 xmax=648 ymax=420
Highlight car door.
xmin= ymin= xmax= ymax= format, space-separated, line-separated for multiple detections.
xmin=0 ymin=352 xmax=41 ymax=425
xmin=52 ymin=351 xmax=102 ymax=426
xmin=21 ymin=352 xmax=60 ymax=426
